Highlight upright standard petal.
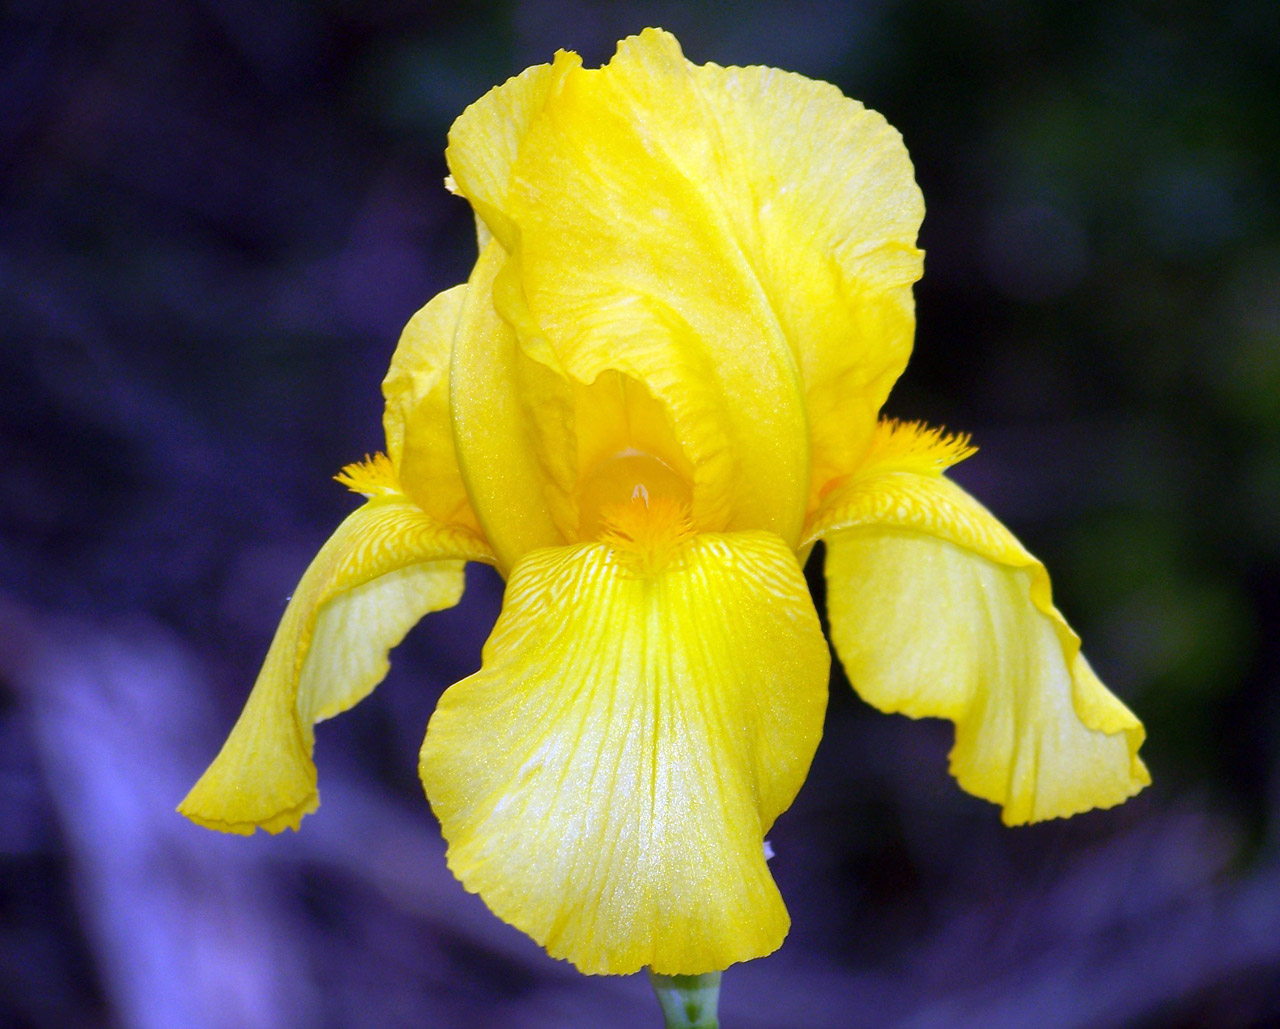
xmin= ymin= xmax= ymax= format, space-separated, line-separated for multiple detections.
xmin=450 ymin=29 xmax=813 ymax=545
xmin=687 ymin=46 xmax=924 ymax=504
xmin=453 ymin=242 xmax=693 ymax=567
xmin=446 ymin=55 xmax=572 ymax=251
xmin=180 ymin=480 xmax=494 ymax=835
xmin=809 ymin=421 xmax=1148 ymax=824
xmin=420 ymin=530 xmax=828 ymax=974
xmin=382 ymin=284 xmax=483 ymax=535
xmin=381 ymin=285 xmax=478 ymax=534
xmin=450 ymin=241 xmax=574 ymax=570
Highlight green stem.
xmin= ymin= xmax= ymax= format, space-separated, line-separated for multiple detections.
xmin=648 ymin=970 xmax=721 ymax=1029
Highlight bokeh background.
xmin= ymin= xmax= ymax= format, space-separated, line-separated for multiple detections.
xmin=3 ymin=1 xmax=1278 ymax=1026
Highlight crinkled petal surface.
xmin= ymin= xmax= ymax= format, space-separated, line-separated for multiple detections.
xmin=179 ymin=492 xmax=493 ymax=834
xmin=420 ymin=533 xmax=829 ymax=974
xmin=812 ymin=422 xmax=1148 ymax=824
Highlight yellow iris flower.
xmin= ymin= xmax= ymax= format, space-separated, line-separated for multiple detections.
xmin=180 ymin=28 xmax=1149 ymax=976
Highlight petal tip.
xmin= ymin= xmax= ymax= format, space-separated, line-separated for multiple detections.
xmin=177 ymin=784 xmax=317 ymax=836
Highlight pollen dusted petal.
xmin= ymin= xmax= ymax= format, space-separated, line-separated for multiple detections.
xmin=179 ymin=495 xmax=493 ymax=835
xmin=816 ymin=438 xmax=1148 ymax=824
xmin=419 ymin=532 xmax=828 ymax=974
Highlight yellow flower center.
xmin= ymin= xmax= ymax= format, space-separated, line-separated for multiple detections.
xmin=577 ymin=451 xmax=694 ymax=572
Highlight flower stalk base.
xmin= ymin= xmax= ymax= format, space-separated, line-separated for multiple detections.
xmin=649 ymin=970 xmax=721 ymax=1029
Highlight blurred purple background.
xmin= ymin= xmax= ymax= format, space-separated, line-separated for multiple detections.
xmin=3 ymin=2 xmax=1279 ymax=1026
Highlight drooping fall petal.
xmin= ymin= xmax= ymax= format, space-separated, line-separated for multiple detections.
xmin=179 ymin=483 xmax=493 ymax=835
xmin=419 ymin=530 xmax=829 ymax=974
xmin=810 ymin=421 xmax=1148 ymax=824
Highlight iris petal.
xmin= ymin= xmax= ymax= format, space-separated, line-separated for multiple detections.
xmin=179 ymin=494 xmax=492 ymax=834
xmin=500 ymin=32 xmax=812 ymax=542
xmin=449 ymin=29 xmax=816 ymax=545
xmin=446 ymin=29 xmax=925 ymax=548
xmin=382 ymin=284 xmax=483 ymax=534
xmin=446 ymin=55 xmax=574 ymax=253
xmin=419 ymin=532 xmax=828 ymax=974
xmin=813 ymin=424 xmax=1148 ymax=824
xmin=450 ymin=241 xmax=573 ymax=569
xmin=686 ymin=51 xmax=924 ymax=502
